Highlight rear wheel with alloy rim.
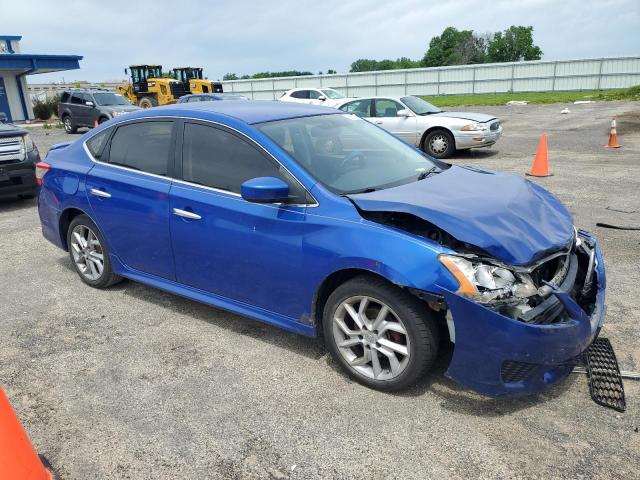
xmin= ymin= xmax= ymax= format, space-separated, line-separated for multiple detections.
xmin=67 ymin=214 xmax=121 ymax=288
xmin=323 ymin=276 xmax=439 ymax=391
xmin=423 ymin=129 xmax=455 ymax=159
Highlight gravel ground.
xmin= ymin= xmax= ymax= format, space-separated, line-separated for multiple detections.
xmin=1 ymin=100 xmax=639 ymax=479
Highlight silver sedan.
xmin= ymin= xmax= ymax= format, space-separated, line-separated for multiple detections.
xmin=335 ymin=95 xmax=502 ymax=158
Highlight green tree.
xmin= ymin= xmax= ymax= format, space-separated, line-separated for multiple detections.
xmin=486 ymin=26 xmax=542 ymax=62
xmin=223 ymin=73 xmax=238 ymax=80
xmin=350 ymin=59 xmax=380 ymax=72
xmin=327 ymin=69 xmax=337 ymax=74
xmin=421 ymin=27 xmax=486 ymax=67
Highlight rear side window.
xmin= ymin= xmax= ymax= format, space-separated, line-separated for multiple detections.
xmin=339 ymin=99 xmax=372 ymax=118
xmin=181 ymin=122 xmax=306 ymax=202
xmin=86 ymin=129 xmax=111 ymax=160
xmin=60 ymin=92 xmax=70 ymax=103
xmin=107 ymin=121 xmax=173 ymax=176
xmin=290 ymin=90 xmax=309 ymax=99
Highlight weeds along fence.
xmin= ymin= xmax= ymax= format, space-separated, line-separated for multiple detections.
xmin=221 ymin=56 xmax=640 ymax=99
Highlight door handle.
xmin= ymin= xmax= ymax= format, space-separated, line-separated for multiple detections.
xmin=90 ymin=188 xmax=111 ymax=198
xmin=375 ymin=121 xmax=384 ymax=125
xmin=173 ymin=208 xmax=201 ymax=220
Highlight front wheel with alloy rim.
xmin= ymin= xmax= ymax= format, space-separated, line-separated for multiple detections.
xmin=67 ymin=214 xmax=122 ymax=288
xmin=63 ymin=115 xmax=77 ymax=134
xmin=423 ymin=129 xmax=455 ymax=159
xmin=323 ymin=276 xmax=439 ymax=391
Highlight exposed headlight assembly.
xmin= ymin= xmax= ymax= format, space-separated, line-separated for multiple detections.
xmin=22 ymin=134 xmax=35 ymax=153
xmin=439 ymin=254 xmax=537 ymax=303
xmin=461 ymin=123 xmax=488 ymax=132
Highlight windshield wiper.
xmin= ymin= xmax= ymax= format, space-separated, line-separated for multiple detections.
xmin=417 ymin=166 xmax=439 ymax=180
xmin=343 ymin=187 xmax=377 ymax=195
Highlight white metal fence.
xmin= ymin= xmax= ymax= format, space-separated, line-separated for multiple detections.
xmin=221 ymin=56 xmax=640 ymax=100
xmin=26 ymin=56 xmax=640 ymax=101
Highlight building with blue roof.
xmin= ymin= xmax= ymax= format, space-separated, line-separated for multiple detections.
xmin=0 ymin=35 xmax=82 ymax=122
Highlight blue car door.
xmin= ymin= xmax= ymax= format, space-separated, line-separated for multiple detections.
xmin=169 ymin=121 xmax=312 ymax=320
xmin=85 ymin=119 xmax=176 ymax=280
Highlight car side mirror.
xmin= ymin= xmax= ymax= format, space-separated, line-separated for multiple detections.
xmin=85 ymin=101 xmax=95 ymax=107
xmin=0 ymin=112 xmax=7 ymax=123
xmin=317 ymin=95 xmax=326 ymax=101
xmin=397 ymin=109 xmax=412 ymax=117
xmin=241 ymin=177 xmax=290 ymax=203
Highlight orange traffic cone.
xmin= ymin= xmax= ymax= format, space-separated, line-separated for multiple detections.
xmin=605 ymin=117 xmax=621 ymax=148
xmin=93 ymin=119 xmax=99 ymax=128
xmin=0 ymin=388 xmax=54 ymax=480
xmin=527 ymin=133 xmax=552 ymax=177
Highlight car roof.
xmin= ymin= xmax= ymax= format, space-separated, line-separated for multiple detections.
xmin=125 ymin=100 xmax=343 ymax=125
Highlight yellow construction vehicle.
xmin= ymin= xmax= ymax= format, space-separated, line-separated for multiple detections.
xmin=116 ymin=65 xmax=186 ymax=108
xmin=173 ymin=67 xmax=223 ymax=95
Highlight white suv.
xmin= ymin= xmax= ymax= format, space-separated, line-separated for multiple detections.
xmin=279 ymin=88 xmax=352 ymax=107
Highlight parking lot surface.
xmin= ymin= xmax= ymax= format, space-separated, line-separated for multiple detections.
xmin=1 ymin=101 xmax=639 ymax=479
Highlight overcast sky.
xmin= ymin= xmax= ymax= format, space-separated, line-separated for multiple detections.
xmin=3 ymin=0 xmax=639 ymax=83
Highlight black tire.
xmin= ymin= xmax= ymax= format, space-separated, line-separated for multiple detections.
xmin=62 ymin=115 xmax=77 ymax=134
xmin=322 ymin=275 xmax=439 ymax=391
xmin=66 ymin=214 xmax=122 ymax=289
xmin=98 ymin=116 xmax=109 ymax=124
xmin=138 ymin=96 xmax=158 ymax=109
xmin=18 ymin=193 xmax=36 ymax=200
xmin=423 ymin=129 xmax=455 ymax=159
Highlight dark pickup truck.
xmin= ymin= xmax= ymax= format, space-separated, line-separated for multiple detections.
xmin=0 ymin=116 xmax=41 ymax=199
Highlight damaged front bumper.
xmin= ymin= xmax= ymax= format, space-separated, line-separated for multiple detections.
xmin=441 ymin=230 xmax=606 ymax=397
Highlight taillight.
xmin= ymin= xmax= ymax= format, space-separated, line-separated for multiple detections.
xmin=35 ymin=162 xmax=51 ymax=185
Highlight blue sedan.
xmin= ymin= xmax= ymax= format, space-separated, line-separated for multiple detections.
xmin=36 ymin=101 xmax=606 ymax=395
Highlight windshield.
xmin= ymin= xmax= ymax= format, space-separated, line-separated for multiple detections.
xmin=321 ymin=89 xmax=345 ymax=100
xmin=256 ymin=114 xmax=441 ymax=194
xmin=400 ymin=96 xmax=441 ymax=115
xmin=93 ymin=93 xmax=130 ymax=106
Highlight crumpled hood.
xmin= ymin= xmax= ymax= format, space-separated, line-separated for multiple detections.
xmin=431 ymin=111 xmax=496 ymax=123
xmin=348 ymin=166 xmax=574 ymax=266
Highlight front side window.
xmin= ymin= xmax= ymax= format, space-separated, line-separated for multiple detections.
xmin=70 ymin=94 xmax=83 ymax=105
xmin=257 ymin=114 xmax=442 ymax=194
xmin=107 ymin=121 xmax=173 ymax=176
xmin=374 ymin=99 xmax=403 ymax=117
xmin=181 ymin=123 xmax=306 ymax=202
xmin=338 ymin=99 xmax=372 ymax=118
xmin=309 ymin=90 xmax=321 ymax=99
xmin=290 ymin=90 xmax=309 ymax=99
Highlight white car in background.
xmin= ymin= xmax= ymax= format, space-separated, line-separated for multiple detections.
xmin=279 ymin=87 xmax=353 ymax=107
xmin=335 ymin=95 xmax=502 ymax=158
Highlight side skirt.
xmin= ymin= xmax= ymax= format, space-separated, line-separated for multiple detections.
xmin=110 ymin=254 xmax=316 ymax=337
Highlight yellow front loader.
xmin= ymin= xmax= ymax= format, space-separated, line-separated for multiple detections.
xmin=173 ymin=67 xmax=223 ymax=95
xmin=116 ymin=65 xmax=186 ymax=108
